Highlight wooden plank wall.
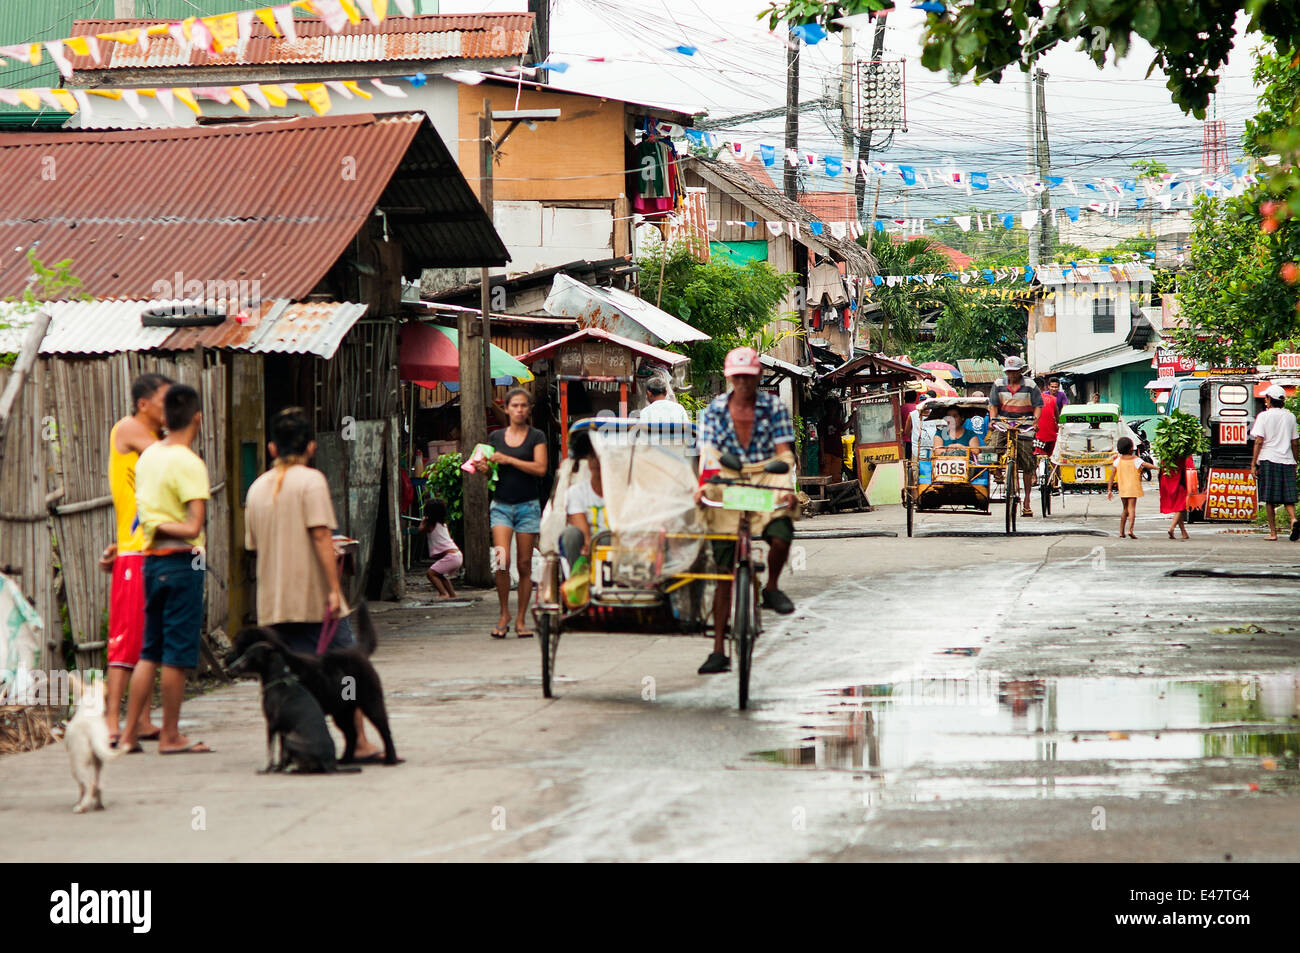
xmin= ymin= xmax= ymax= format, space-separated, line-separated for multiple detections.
xmin=0 ymin=361 xmax=58 ymax=669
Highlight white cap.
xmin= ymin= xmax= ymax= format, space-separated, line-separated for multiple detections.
xmin=1265 ymin=383 xmax=1287 ymax=401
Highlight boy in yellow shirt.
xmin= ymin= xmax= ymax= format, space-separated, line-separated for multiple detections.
xmin=120 ymin=383 xmax=213 ymax=755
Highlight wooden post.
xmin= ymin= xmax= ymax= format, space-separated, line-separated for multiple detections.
xmin=480 ymin=99 xmax=495 ymax=406
xmin=0 ymin=310 xmax=50 ymax=460
xmin=558 ymin=380 xmax=569 ymax=460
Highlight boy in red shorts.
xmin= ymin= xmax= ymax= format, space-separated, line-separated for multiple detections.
xmin=99 ymin=373 xmax=170 ymax=746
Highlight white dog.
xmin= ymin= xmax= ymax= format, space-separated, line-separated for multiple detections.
xmin=65 ymin=673 xmax=123 ymax=813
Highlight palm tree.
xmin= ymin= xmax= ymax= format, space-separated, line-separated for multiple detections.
xmin=858 ymin=236 xmax=958 ymax=352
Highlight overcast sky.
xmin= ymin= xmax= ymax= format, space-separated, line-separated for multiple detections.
xmin=444 ymin=0 xmax=1264 ymax=223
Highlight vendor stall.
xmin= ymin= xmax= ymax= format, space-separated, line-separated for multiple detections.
xmin=517 ymin=327 xmax=690 ymax=458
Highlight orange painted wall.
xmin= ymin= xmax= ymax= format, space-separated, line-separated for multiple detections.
xmin=458 ymin=86 xmax=628 ymax=202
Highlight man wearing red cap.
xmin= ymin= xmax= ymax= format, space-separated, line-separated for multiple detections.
xmin=693 ymin=346 xmax=797 ymax=675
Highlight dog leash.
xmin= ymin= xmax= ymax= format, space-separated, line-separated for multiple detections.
xmin=315 ymin=609 xmax=339 ymax=656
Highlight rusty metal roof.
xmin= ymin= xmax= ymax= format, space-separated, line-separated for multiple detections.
xmin=0 ymin=298 xmax=367 ymax=359
xmin=68 ymin=13 xmax=533 ymax=73
xmin=0 ymin=111 xmax=507 ymax=300
xmin=517 ymin=327 xmax=689 ymax=368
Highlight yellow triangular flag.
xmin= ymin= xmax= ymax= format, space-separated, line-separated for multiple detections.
xmin=24 ymin=44 xmax=41 ymax=65
xmin=293 ymin=1 xmax=316 ymax=12
xmin=296 ymin=82 xmax=331 ymax=115
xmin=137 ymin=88 xmax=157 ymax=98
xmin=51 ymin=89 xmax=78 ymax=112
xmin=260 ymin=83 xmax=288 ymax=106
xmin=173 ymin=87 xmax=202 ymax=114
xmin=181 ymin=16 xmax=197 ymax=41
xmin=228 ymin=86 xmax=251 ymax=112
xmin=65 ymin=36 xmax=91 ymax=56
xmin=372 ymin=0 xmax=388 ymax=20
xmin=204 ymin=14 xmax=240 ymax=52
xmin=97 ymin=28 xmax=141 ymax=46
xmin=340 ymin=0 xmax=362 ymax=24
xmin=86 ymin=89 xmax=123 ymax=99
xmin=146 ymin=24 xmax=169 ymax=36
xmin=256 ymin=7 xmax=280 ymax=36
xmin=342 ymin=79 xmax=372 ymax=100
xmin=16 ymin=89 xmax=41 ymax=109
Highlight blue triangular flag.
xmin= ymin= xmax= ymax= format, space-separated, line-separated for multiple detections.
xmin=1143 ymin=251 xmax=1156 ymax=258
xmin=672 ymin=45 xmax=698 ymax=56
xmin=1065 ymin=206 xmax=1080 ymax=222
xmin=825 ymin=155 xmax=842 ymax=177
xmin=789 ymin=23 xmax=828 ymax=44
xmin=1135 ymin=197 xmax=1146 ymax=209
xmin=1122 ymin=179 xmax=1136 ymax=191
xmin=684 ymin=129 xmax=704 ymax=145
xmin=1046 ymin=176 xmax=1063 ymax=188
xmin=534 ymin=61 xmax=569 ymax=73
xmin=874 ymin=220 xmax=885 ymax=232
xmin=982 ymin=269 xmax=996 ymax=284
xmin=1101 ymin=256 xmax=1114 ymax=263
xmin=743 ymin=221 xmax=758 ymax=228
xmin=1023 ymin=266 xmax=1035 ymax=283
xmin=759 ymin=143 xmax=776 ymax=167
xmin=999 ymin=213 xmax=1015 ymax=229
xmin=970 ymin=172 xmax=989 ymax=190
xmin=809 ymin=222 xmax=824 ymax=235
xmin=898 ymin=165 xmax=916 ymax=185
xmin=1230 ymin=162 xmax=1247 ymax=178
xmin=912 ymin=1 xmax=946 ymax=12
xmin=872 ymin=275 xmax=884 ymax=285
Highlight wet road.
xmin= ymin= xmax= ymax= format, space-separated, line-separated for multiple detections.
xmin=6 ymin=495 xmax=1299 ymax=862
xmin=511 ymin=499 xmax=1300 ymax=862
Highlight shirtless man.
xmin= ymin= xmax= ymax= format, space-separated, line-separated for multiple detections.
xmin=99 ymin=373 xmax=171 ymax=746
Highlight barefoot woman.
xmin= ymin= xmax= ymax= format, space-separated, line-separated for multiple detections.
xmin=475 ymin=389 xmax=547 ymax=638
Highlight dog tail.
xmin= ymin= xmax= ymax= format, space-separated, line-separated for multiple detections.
xmin=352 ymin=600 xmax=378 ymax=656
xmin=93 ymin=731 xmax=125 ymax=763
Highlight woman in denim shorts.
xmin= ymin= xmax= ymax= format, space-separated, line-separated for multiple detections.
xmin=473 ymin=388 xmax=547 ymax=638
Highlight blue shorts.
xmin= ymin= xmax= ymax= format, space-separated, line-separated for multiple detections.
xmin=141 ymin=552 xmax=205 ymax=669
xmin=490 ymin=499 xmax=541 ymax=533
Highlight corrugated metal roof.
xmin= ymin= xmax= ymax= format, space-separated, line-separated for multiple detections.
xmin=0 ymin=298 xmax=366 ymax=358
xmin=543 ymin=274 xmax=710 ymax=346
xmin=67 ymin=13 xmax=532 ymax=72
xmin=1035 ymin=263 xmax=1155 ymax=285
xmin=518 ymin=327 xmax=689 ymax=367
xmin=955 ymin=358 xmax=1002 ymax=383
xmin=1051 ymin=344 xmax=1155 ymax=375
xmin=0 ymin=111 xmax=507 ymax=300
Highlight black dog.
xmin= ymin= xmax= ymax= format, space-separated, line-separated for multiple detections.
xmin=226 ymin=641 xmax=356 ymax=774
xmin=228 ymin=626 xmax=399 ymax=765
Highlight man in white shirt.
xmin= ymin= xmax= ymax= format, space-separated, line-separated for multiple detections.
xmin=1250 ymin=384 xmax=1300 ymax=541
xmin=638 ymin=378 xmax=692 ymax=428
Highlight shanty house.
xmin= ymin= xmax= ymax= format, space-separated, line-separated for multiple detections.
xmin=0 ymin=110 xmax=506 ymax=670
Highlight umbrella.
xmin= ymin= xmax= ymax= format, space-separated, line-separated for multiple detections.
xmin=919 ymin=361 xmax=958 ymax=371
xmin=908 ymin=377 xmax=958 ymax=398
xmin=400 ymin=323 xmax=533 ymax=387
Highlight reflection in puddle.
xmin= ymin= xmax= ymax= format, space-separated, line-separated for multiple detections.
xmin=753 ymin=674 xmax=1300 ymax=778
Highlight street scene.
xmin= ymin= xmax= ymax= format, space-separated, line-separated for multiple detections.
xmin=1 ymin=0 xmax=1299 ymax=891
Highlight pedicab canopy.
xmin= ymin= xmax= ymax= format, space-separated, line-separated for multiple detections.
xmin=538 ymin=418 xmax=705 ymax=586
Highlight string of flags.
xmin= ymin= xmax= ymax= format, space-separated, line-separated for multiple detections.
xmin=676 ymin=128 xmax=1259 ymax=204
xmin=0 ymin=1 xmax=419 ymax=75
xmin=0 ymin=76 xmax=416 ymax=120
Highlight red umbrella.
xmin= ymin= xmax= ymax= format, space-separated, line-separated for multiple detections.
xmin=919 ymin=361 xmax=958 ymax=371
xmin=400 ymin=322 xmax=459 ymax=384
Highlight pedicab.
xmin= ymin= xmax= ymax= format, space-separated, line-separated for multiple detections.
xmin=1039 ymin=403 xmax=1131 ymax=515
xmin=531 ymin=417 xmax=795 ymax=710
xmin=902 ymin=397 xmax=1028 ymax=536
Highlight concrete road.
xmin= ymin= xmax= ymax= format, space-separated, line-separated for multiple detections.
xmin=4 ymin=491 xmax=1299 ymax=861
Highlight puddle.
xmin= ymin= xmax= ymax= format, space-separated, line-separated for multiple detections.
xmin=751 ymin=674 xmax=1300 ymax=784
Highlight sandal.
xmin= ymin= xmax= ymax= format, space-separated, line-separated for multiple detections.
xmin=516 ymin=628 xmax=535 ymax=639
xmin=159 ymin=740 xmax=213 ymax=754
xmin=490 ymin=624 xmax=510 ymax=639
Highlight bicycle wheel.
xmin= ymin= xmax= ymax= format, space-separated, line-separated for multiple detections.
xmin=1040 ymin=468 xmax=1052 ymax=516
xmin=733 ymin=564 xmax=754 ymax=710
xmin=539 ymin=613 xmax=560 ymax=698
xmin=1005 ymin=457 xmax=1017 ymax=535
xmin=905 ymin=483 xmax=915 ymax=538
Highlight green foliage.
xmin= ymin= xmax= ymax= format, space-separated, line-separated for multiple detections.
xmin=424 ymin=453 xmax=468 ymax=542
xmin=1244 ymin=41 xmax=1300 ymax=157
xmin=1 ymin=251 xmax=90 ymax=366
xmin=1152 ymin=409 xmax=1209 ymax=473
xmin=1130 ymin=158 xmax=1171 ymax=181
xmin=1172 ymin=192 xmax=1300 ymax=365
xmin=640 ymin=240 xmax=798 ymax=384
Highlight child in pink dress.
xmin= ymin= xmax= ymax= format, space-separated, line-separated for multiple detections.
xmin=419 ymin=498 xmax=463 ymax=598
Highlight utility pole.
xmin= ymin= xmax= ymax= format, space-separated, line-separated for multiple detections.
xmin=855 ymin=13 xmax=887 ymax=222
xmin=840 ymin=28 xmax=855 ymax=180
xmin=479 ymin=99 xmax=495 ymax=409
xmin=1034 ymin=69 xmax=1052 ymax=265
xmin=1024 ymin=73 xmax=1039 ymax=269
xmin=458 ymin=101 xmax=493 ymax=588
xmin=528 ymin=0 xmax=550 ymax=84
xmin=784 ymin=35 xmax=800 ymax=201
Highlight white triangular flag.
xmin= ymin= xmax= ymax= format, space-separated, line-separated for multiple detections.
xmin=766 ymin=221 xmax=783 ymax=237
xmin=955 ymin=215 xmax=971 ymax=232
xmin=45 ymin=41 xmax=73 ymax=79
xmin=326 ymin=80 xmax=352 ymax=99
xmin=155 ymin=87 xmax=176 ymax=120
xmin=236 ymin=10 xmax=255 ymax=54
xmin=241 ymin=83 xmax=269 ymax=109
xmin=71 ymin=90 xmax=91 ymax=120
xmin=121 ymin=88 xmax=146 ymax=118
xmin=394 ymin=0 xmax=416 ymax=14
xmin=273 ymin=5 xmax=298 ymax=42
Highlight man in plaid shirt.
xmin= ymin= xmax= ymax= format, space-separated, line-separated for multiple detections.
xmin=693 ymin=347 xmax=797 ymax=675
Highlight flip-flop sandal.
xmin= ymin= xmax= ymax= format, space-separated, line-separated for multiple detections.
xmin=159 ymin=741 xmax=213 ymax=754
xmin=490 ymin=625 xmax=510 ymax=639
xmin=516 ymin=629 xmax=535 ymax=639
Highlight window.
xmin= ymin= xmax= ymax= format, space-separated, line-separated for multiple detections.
xmin=1092 ymin=294 xmax=1115 ymax=334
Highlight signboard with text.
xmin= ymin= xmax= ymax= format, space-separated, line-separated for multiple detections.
xmin=1152 ymin=346 xmax=1196 ymax=376
xmin=1218 ymin=422 xmax=1249 ymax=445
xmin=1277 ymin=353 xmax=1300 ymax=372
xmin=1204 ymin=467 xmax=1257 ymax=521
